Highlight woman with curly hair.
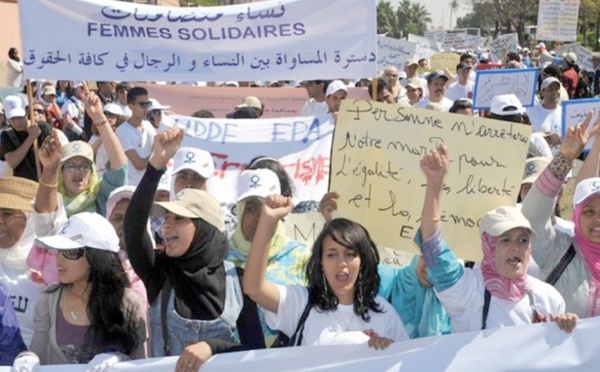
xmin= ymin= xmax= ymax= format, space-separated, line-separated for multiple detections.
xmin=12 ymin=212 xmax=146 ymax=371
xmin=243 ymin=195 xmax=408 ymax=348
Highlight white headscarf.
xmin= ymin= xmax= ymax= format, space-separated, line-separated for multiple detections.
xmin=0 ymin=211 xmax=35 ymax=270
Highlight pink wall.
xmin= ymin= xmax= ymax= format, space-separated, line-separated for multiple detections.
xmin=0 ymin=1 xmax=22 ymax=87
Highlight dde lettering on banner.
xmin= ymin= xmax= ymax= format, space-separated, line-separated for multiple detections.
xmin=19 ymin=0 xmax=377 ymax=81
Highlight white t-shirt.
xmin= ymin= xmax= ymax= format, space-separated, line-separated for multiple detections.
xmin=529 ymin=133 xmax=554 ymax=158
xmin=116 ymin=102 xmax=132 ymax=121
xmin=6 ymin=59 xmax=23 ymax=87
xmin=416 ymin=96 xmax=454 ymax=112
xmin=61 ymin=97 xmax=85 ymax=128
xmin=445 ymin=81 xmax=475 ymax=102
xmin=265 ymin=285 xmax=408 ymax=346
xmin=299 ymin=99 xmax=329 ymax=117
xmin=115 ymin=120 xmax=156 ymax=186
xmin=526 ymin=104 xmax=562 ymax=133
xmin=436 ymin=269 xmax=565 ymax=333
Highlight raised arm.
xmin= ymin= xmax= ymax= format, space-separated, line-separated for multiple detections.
xmin=35 ymin=130 xmax=62 ymax=214
xmin=243 ymin=195 xmax=294 ymax=313
xmin=83 ymin=90 xmax=127 ymax=171
xmin=419 ymin=144 xmax=448 ymax=241
xmin=576 ymin=113 xmax=600 ymax=183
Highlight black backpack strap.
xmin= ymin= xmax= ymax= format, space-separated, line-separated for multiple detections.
xmin=481 ymin=289 xmax=491 ymax=330
xmin=161 ymin=279 xmax=172 ymax=356
xmin=545 ymin=245 xmax=576 ymax=286
xmin=288 ymin=295 xmax=313 ymax=346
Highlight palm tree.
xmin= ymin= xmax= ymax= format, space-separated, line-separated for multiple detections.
xmin=377 ymin=1 xmax=399 ymax=36
xmin=449 ymin=0 xmax=460 ymax=29
xmin=408 ymin=3 xmax=432 ymax=36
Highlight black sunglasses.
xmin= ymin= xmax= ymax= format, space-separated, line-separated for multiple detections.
xmin=60 ymin=248 xmax=86 ymax=260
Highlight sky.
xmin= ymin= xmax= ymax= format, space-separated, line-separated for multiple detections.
xmin=390 ymin=0 xmax=471 ymax=31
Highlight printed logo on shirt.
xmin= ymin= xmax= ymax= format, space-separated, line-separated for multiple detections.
xmin=10 ymin=295 xmax=29 ymax=313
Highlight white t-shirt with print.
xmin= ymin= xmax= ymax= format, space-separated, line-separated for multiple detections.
xmin=115 ymin=120 xmax=156 ymax=186
xmin=436 ymin=269 xmax=565 ymax=333
xmin=445 ymin=81 xmax=475 ymax=102
xmin=526 ymin=104 xmax=562 ymax=133
xmin=415 ymin=97 xmax=454 ymax=112
xmin=265 ymin=285 xmax=408 ymax=346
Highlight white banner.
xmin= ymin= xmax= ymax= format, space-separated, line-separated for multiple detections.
xmin=19 ymin=0 xmax=376 ymax=81
xmin=408 ymin=34 xmax=441 ymax=60
xmin=377 ymin=36 xmax=417 ymax=71
xmin=442 ymin=30 xmax=468 ymax=50
xmin=4 ymin=317 xmax=600 ymax=371
xmin=472 ymin=68 xmax=539 ymax=110
xmin=555 ymin=42 xmax=595 ymax=72
xmin=537 ymin=0 xmax=580 ymax=42
xmin=562 ymin=98 xmax=600 ymax=150
xmin=166 ymin=115 xmax=332 ymax=205
xmin=488 ymin=33 xmax=519 ymax=63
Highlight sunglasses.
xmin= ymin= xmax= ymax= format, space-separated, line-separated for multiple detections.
xmin=33 ymin=108 xmax=45 ymax=114
xmin=104 ymin=112 xmax=118 ymax=119
xmin=60 ymin=248 xmax=86 ymax=260
xmin=137 ymin=101 xmax=151 ymax=109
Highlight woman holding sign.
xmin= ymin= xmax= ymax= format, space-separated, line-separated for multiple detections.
xmin=521 ymin=113 xmax=600 ymax=318
xmin=243 ymin=195 xmax=408 ymax=347
xmin=416 ymin=143 xmax=578 ymax=333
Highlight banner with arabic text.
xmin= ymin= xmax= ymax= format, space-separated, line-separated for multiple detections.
xmin=19 ymin=0 xmax=376 ymax=82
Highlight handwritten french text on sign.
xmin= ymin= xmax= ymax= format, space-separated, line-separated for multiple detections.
xmin=408 ymin=34 xmax=440 ymax=60
xmin=555 ymin=42 xmax=595 ymax=72
xmin=430 ymin=53 xmax=460 ymax=72
xmin=377 ymin=36 xmax=417 ymax=71
xmin=561 ymin=98 xmax=600 ymax=150
xmin=329 ymin=101 xmax=530 ymax=261
xmin=168 ymin=115 xmax=332 ymax=206
xmin=19 ymin=0 xmax=376 ymax=81
xmin=487 ymin=33 xmax=519 ymax=63
xmin=537 ymin=0 xmax=580 ymax=42
xmin=472 ymin=68 xmax=538 ymax=110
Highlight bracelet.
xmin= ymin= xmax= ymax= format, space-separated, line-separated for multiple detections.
xmin=421 ymin=215 xmax=441 ymax=222
xmin=39 ymin=180 xmax=58 ymax=188
xmin=94 ymin=119 xmax=108 ymax=127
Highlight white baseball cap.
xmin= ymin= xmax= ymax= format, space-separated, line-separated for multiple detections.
xmin=521 ymin=157 xmax=551 ymax=185
xmin=103 ymin=103 xmax=124 ymax=116
xmin=148 ymin=98 xmax=170 ymax=111
xmin=35 ymin=212 xmax=120 ymax=253
xmin=4 ymin=95 xmax=26 ymax=120
xmin=236 ymin=169 xmax=281 ymax=202
xmin=541 ymin=77 xmax=561 ymax=91
xmin=490 ymin=94 xmax=524 ymax=116
xmin=172 ymin=147 xmax=214 ymax=179
xmin=479 ymin=206 xmax=535 ymax=237
xmin=573 ymin=178 xmax=600 ymax=207
xmin=106 ymin=185 xmax=136 ymax=220
xmin=325 ymin=80 xmax=347 ymax=97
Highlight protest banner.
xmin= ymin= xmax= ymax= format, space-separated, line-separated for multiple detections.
xmin=561 ymin=98 xmax=600 ymax=150
xmin=555 ymin=42 xmax=595 ymax=72
xmin=19 ymin=0 xmax=376 ymax=81
xmin=377 ymin=36 xmax=417 ymax=71
xmin=442 ymin=30 xmax=469 ymax=50
xmin=166 ymin=114 xmax=332 ymax=206
xmin=537 ymin=0 xmax=580 ymax=42
xmin=3 ymin=317 xmax=600 ymax=372
xmin=424 ymin=30 xmax=445 ymax=45
xmin=137 ymin=84 xmax=371 ymax=118
xmin=408 ymin=34 xmax=440 ymax=60
xmin=430 ymin=53 xmax=460 ymax=72
xmin=329 ymin=101 xmax=530 ymax=261
xmin=472 ymin=68 xmax=538 ymax=110
xmin=488 ymin=33 xmax=518 ymax=63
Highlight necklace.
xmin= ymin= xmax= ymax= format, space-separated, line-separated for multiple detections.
xmin=66 ymin=290 xmax=78 ymax=320
xmin=337 ymin=307 xmax=355 ymax=332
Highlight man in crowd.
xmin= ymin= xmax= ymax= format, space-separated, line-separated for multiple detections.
xmin=561 ymin=53 xmax=579 ymax=99
xmin=445 ymin=62 xmax=474 ymax=102
xmin=325 ymin=80 xmax=347 ymax=116
xmin=526 ymin=77 xmax=563 ymax=133
xmin=416 ymin=71 xmax=453 ymax=111
xmin=383 ymin=65 xmax=404 ymax=102
xmin=115 ymin=87 xmax=156 ymax=187
xmin=299 ymin=80 xmax=329 ymax=116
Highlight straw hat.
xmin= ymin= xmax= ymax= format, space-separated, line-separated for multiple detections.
xmin=0 ymin=177 xmax=39 ymax=211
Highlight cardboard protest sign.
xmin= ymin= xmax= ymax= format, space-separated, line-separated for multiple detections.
xmin=561 ymin=98 xmax=600 ymax=150
xmin=430 ymin=53 xmax=460 ymax=71
xmin=329 ymin=101 xmax=530 ymax=261
xmin=377 ymin=36 xmax=417 ymax=71
xmin=20 ymin=0 xmax=377 ymax=81
xmin=488 ymin=33 xmax=518 ymax=63
xmin=472 ymin=68 xmax=538 ymax=110
xmin=537 ymin=0 xmax=580 ymax=42
xmin=408 ymin=34 xmax=440 ymax=60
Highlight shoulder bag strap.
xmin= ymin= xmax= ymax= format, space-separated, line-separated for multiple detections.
xmin=481 ymin=288 xmax=491 ymax=330
xmin=289 ymin=295 xmax=313 ymax=346
xmin=545 ymin=245 xmax=576 ymax=286
xmin=161 ymin=279 xmax=172 ymax=356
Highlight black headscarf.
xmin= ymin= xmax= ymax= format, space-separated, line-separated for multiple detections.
xmin=167 ymin=218 xmax=229 ymax=320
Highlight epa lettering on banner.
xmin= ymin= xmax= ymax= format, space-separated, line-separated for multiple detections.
xmin=488 ymin=33 xmax=518 ymax=63
xmin=377 ymin=36 xmax=417 ymax=71
xmin=430 ymin=53 xmax=460 ymax=72
xmin=537 ymin=0 xmax=580 ymax=42
xmin=166 ymin=115 xmax=332 ymax=206
xmin=19 ymin=0 xmax=376 ymax=81
xmin=561 ymin=98 xmax=600 ymax=150
xmin=408 ymin=34 xmax=440 ymax=60
xmin=472 ymin=68 xmax=538 ymax=110
xmin=555 ymin=42 xmax=595 ymax=72
xmin=329 ymin=101 xmax=530 ymax=261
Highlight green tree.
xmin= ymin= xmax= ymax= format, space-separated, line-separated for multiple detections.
xmin=449 ymin=0 xmax=460 ymax=29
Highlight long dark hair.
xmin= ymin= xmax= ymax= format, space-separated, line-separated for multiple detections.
xmin=306 ymin=218 xmax=382 ymax=322
xmin=83 ymin=249 xmax=139 ymax=358
xmin=8 ymin=48 xmax=19 ymax=62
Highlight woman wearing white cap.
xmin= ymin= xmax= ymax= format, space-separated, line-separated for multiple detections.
xmin=12 ymin=212 xmax=147 ymax=371
xmin=521 ymin=113 xmax=600 ymax=318
xmin=417 ymin=143 xmax=578 ymax=333
xmin=124 ymin=128 xmax=265 ymax=371
xmin=228 ymin=167 xmax=311 ymax=346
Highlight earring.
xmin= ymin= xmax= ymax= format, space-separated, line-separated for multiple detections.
xmin=357 ymin=273 xmax=364 ymax=304
xmin=322 ymin=273 xmax=330 ymax=297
